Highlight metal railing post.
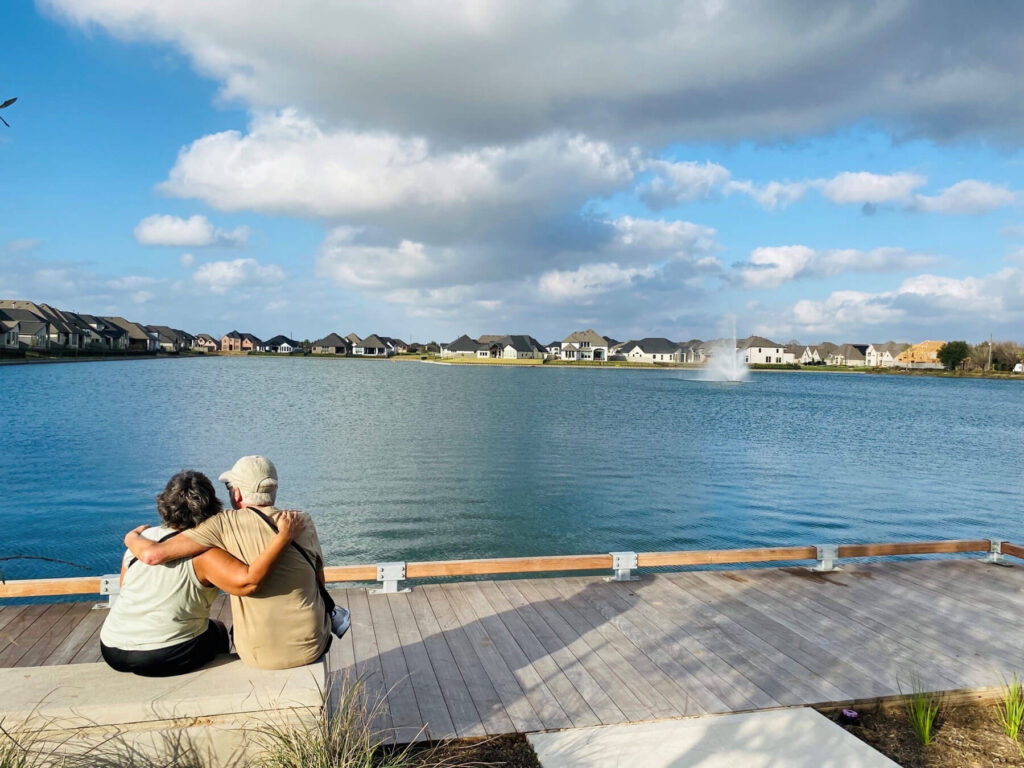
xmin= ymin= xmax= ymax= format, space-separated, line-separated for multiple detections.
xmin=95 ymin=573 xmax=120 ymax=609
xmin=606 ymin=551 xmax=639 ymax=582
xmin=372 ymin=562 xmax=410 ymax=594
xmin=811 ymin=545 xmax=840 ymax=572
xmin=981 ymin=539 xmax=1008 ymax=566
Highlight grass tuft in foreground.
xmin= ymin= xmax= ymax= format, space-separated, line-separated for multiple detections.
xmin=996 ymin=672 xmax=1024 ymax=743
xmin=899 ymin=673 xmax=942 ymax=746
xmin=254 ymin=679 xmax=478 ymax=768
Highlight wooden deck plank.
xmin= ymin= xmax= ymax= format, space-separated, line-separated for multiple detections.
xmin=506 ymin=579 xmax=657 ymax=722
xmin=418 ymin=584 xmax=515 ymax=736
xmin=347 ymin=587 xmax=393 ymax=737
xmin=387 ymin=591 xmax=458 ymax=740
xmin=521 ymin=577 xmax=684 ymax=719
xmin=631 ymin=574 xmax=846 ymax=705
xmin=17 ymin=602 xmax=93 ymax=668
xmin=678 ymin=571 xmax=877 ymax=699
xmin=403 ymin=588 xmax=486 ymax=738
xmin=436 ymin=582 xmax=545 ymax=733
xmin=592 ymin=577 xmax=779 ymax=711
xmin=547 ymin=577 xmax=737 ymax=713
xmin=493 ymin=579 xmax=626 ymax=726
xmin=367 ymin=592 xmax=426 ymax=743
xmin=325 ymin=589 xmax=358 ymax=719
xmin=737 ymin=570 xmax=963 ymax=693
xmin=0 ymin=605 xmax=28 ymax=635
xmin=42 ymin=606 xmax=106 ymax=666
xmin=0 ymin=603 xmax=74 ymax=667
xmin=0 ymin=604 xmax=47 ymax=662
xmin=473 ymin=580 xmax=601 ymax=728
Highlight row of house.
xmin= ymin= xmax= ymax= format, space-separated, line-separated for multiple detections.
xmin=308 ymin=333 xmax=407 ymax=356
xmin=0 ymin=300 xmax=163 ymax=353
xmin=436 ymin=330 xmax=946 ymax=369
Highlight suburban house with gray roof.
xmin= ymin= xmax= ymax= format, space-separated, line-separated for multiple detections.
xmin=620 ymin=337 xmax=684 ymax=363
xmin=441 ymin=335 xmax=483 ymax=358
xmin=194 ymin=333 xmax=219 ymax=352
xmin=354 ymin=334 xmax=388 ymax=356
xmin=738 ymin=336 xmax=786 ymax=365
xmin=1 ymin=318 xmax=20 ymax=349
xmin=312 ymin=333 xmax=351 ymax=355
xmin=265 ymin=334 xmax=301 ymax=353
xmin=827 ymin=343 xmax=869 ymax=367
xmin=499 ymin=335 xmax=546 ymax=359
xmin=561 ymin=329 xmax=610 ymax=361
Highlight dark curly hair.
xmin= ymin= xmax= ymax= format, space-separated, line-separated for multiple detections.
xmin=156 ymin=471 xmax=223 ymax=531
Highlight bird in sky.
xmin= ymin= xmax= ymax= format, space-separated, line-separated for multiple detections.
xmin=1 ymin=97 xmax=17 ymax=127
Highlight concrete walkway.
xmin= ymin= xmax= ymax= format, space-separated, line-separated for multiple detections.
xmin=527 ymin=708 xmax=898 ymax=768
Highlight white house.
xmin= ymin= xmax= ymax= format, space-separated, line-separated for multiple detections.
xmin=620 ymin=337 xmax=684 ymax=363
xmin=1 ymin=319 xmax=19 ymax=349
xmin=442 ymin=335 xmax=482 ymax=358
xmin=501 ymin=335 xmax=546 ymax=359
xmin=739 ymin=336 xmax=785 ymax=364
xmin=354 ymin=334 xmax=389 ymax=356
xmin=827 ymin=343 xmax=869 ymax=367
xmin=865 ymin=342 xmax=906 ymax=368
xmin=562 ymin=329 xmax=609 ymax=361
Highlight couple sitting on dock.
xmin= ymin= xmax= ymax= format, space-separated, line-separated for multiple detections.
xmin=99 ymin=455 xmax=350 ymax=677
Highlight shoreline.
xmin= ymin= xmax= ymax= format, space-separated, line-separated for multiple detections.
xmin=3 ymin=351 xmax=1020 ymax=380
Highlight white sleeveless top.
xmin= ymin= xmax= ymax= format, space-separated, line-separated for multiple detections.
xmin=100 ymin=525 xmax=219 ymax=651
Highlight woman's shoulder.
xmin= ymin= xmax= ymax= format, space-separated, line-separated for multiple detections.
xmin=140 ymin=525 xmax=178 ymax=542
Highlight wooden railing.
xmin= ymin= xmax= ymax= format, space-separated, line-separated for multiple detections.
xmin=1 ymin=538 xmax=1015 ymax=600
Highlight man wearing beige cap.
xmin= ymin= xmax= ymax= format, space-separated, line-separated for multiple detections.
xmin=125 ymin=455 xmax=348 ymax=670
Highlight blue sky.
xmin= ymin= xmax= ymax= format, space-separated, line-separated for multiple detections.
xmin=3 ymin=2 xmax=1024 ymax=344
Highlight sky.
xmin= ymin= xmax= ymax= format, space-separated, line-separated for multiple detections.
xmin=3 ymin=1 xmax=1024 ymax=344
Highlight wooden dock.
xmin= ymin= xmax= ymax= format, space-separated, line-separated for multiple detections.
xmin=3 ymin=557 xmax=1023 ymax=743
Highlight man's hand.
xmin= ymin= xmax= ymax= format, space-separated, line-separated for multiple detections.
xmin=124 ymin=525 xmax=150 ymax=548
xmin=276 ymin=510 xmax=305 ymax=542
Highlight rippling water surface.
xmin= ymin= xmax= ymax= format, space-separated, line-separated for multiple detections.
xmin=2 ymin=357 xmax=1022 ymax=579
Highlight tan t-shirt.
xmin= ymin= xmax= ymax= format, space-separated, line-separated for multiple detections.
xmin=183 ymin=506 xmax=330 ymax=669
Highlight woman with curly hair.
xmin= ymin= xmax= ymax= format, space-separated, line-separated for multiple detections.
xmin=99 ymin=470 xmax=303 ymax=677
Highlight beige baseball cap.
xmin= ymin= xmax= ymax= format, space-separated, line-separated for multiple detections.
xmin=218 ymin=455 xmax=279 ymax=494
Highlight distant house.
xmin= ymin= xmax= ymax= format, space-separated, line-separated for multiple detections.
xmin=1 ymin=318 xmax=20 ymax=349
xmin=0 ymin=301 xmax=78 ymax=348
xmin=562 ymin=329 xmax=609 ymax=361
xmin=500 ymin=335 xmax=546 ymax=359
xmin=146 ymin=325 xmax=186 ymax=352
xmin=0 ymin=309 xmax=49 ymax=349
xmin=378 ymin=336 xmax=408 ymax=354
xmin=677 ymin=340 xmax=707 ymax=364
xmin=408 ymin=341 xmax=440 ymax=354
xmin=737 ymin=336 xmax=785 ymax=364
xmin=811 ymin=342 xmax=838 ymax=364
xmin=344 ymin=333 xmax=362 ymax=348
xmin=102 ymin=317 xmax=159 ymax=352
xmin=354 ymin=334 xmax=388 ymax=356
xmin=195 ymin=333 xmax=219 ymax=352
xmin=784 ymin=344 xmax=819 ymax=365
xmin=897 ymin=340 xmax=945 ymax=369
xmin=442 ymin=335 xmax=482 ymax=358
xmin=312 ymin=333 xmax=351 ymax=355
xmin=620 ymin=337 xmax=684 ymax=364
xmin=221 ymin=330 xmax=264 ymax=353
xmin=546 ymin=341 xmax=562 ymax=359
xmin=866 ymin=342 xmax=908 ymax=368
xmin=266 ymin=334 xmax=301 ymax=353
xmin=827 ymin=343 xmax=869 ymax=367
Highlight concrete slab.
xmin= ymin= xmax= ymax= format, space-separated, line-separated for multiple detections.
xmin=527 ymin=708 xmax=898 ymax=768
xmin=0 ymin=658 xmax=327 ymax=767
xmin=0 ymin=657 xmax=326 ymax=729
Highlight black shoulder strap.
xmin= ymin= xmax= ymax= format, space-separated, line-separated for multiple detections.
xmin=126 ymin=530 xmax=179 ymax=570
xmin=247 ymin=507 xmax=335 ymax=616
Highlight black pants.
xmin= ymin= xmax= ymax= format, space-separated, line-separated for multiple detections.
xmin=101 ymin=619 xmax=229 ymax=677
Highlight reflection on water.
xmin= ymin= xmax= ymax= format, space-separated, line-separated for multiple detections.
xmin=2 ymin=358 xmax=1022 ymax=579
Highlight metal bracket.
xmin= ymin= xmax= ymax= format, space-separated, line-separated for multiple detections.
xmin=372 ymin=561 xmax=410 ymax=594
xmin=606 ymin=551 xmax=639 ymax=582
xmin=94 ymin=573 xmax=120 ymax=609
xmin=981 ymin=539 xmax=1010 ymax=566
xmin=811 ymin=544 xmax=841 ymax=573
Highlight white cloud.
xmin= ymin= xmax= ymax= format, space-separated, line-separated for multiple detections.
xmin=639 ymin=160 xmax=731 ymax=209
xmin=738 ymin=245 xmax=934 ymax=288
xmin=726 ymin=180 xmax=814 ymax=210
xmin=180 ymin=252 xmax=196 ymax=268
xmin=539 ymin=263 xmax=657 ymax=302
xmin=158 ymin=111 xmax=633 ymax=220
xmin=820 ymin=172 xmax=927 ymax=204
xmin=315 ymin=228 xmax=453 ymax=289
xmin=912 ymin=180 xmax=1016 ymax=214
xmin=41 ymin=1 xmax=1024 ymax=145
xmin=134 ymin=214 xmax=249 ymax=247
xmin=193 ymin=258 xmax=285 ymax=294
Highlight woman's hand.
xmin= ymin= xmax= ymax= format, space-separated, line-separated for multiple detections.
xmin=124 ymin=524 xmax=150 ymax=547
xmin=276 ymin=510 xmax=305 ymax=542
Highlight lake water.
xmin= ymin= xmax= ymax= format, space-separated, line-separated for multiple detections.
xmin=1 ymin=357 xmax=1022 ymax=581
